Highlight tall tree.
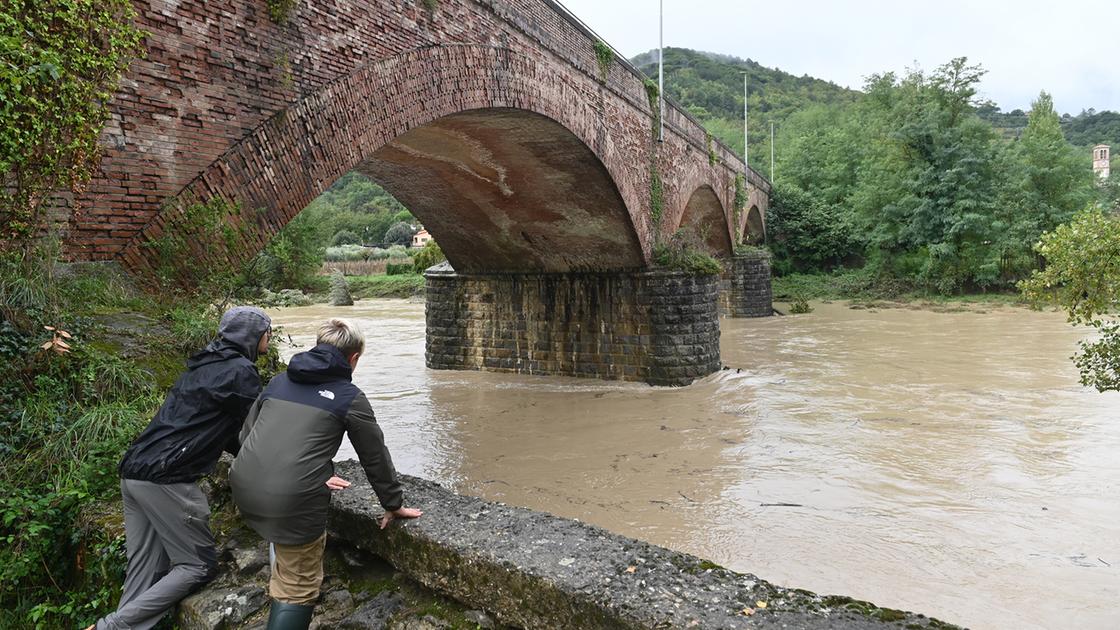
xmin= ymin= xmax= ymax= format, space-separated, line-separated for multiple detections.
xmin=1021 ymin=208 xmax=1120 ymax=391
xmin=1003 ymin=91 xmax=1094 ymax=269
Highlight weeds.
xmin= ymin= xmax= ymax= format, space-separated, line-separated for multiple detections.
xmin=0 ymin=235 xmax=234 ymax=627
xmin=653 ymin=231 xmax=723 ymax=275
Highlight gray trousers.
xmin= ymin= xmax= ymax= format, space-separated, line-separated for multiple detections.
xmin=96 ymin=479 xmax=218 ymax=630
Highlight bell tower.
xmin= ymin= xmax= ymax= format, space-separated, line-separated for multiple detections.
xmin=1093 ymin=144 xmax=1111 ymax=180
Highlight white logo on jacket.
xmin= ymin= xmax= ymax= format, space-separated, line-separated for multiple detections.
xmin=318 ymin=390 xmax=335 ymax=400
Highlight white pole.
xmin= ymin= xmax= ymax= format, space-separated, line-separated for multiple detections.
xmin=770 ymin=121 xmax=775 ymax=183
xmin=742 ymin=73 xmax=749 ymax=171
xmin=658 ymin=0 xmax=664 ymax=143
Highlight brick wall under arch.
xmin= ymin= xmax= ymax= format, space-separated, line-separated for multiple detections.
xmin=672 ymin=184 xmax=734 ymax=256
xmin=119 ymin=45 xmax=649 ymax=276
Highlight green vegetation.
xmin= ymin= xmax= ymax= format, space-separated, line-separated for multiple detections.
xmin=638 ymin=48 xmax=1118 ymax=301
xmin=643 ymin=79 xmax=661 ymax=139
xmin=632 ymin=47 xmax=859 ymax=179
xmin=0 ymin=240 xmax=283 ymax=628
xmin=771 ymin=61 xmax=1098 ymax=295
xmin=649 ymin=165 xmax=664 ymax=228
xmin=384 ymin=221 xmax=417 ymax=247
xmin=787 ymin=296 xmax=812 ymax=314
xmin=329 ymin=269 xmax=353 ymax=306
xmin=1020 ymin=209 xmax=1120 ymax=392
xmin=267 ymin=0 xmax=298 ymax=23
xmin=347 ymin=274 xmax=426 ymax=299
xmin=653 ymin=232 xmax=722 ymax=275
xmin=412 ymin=240 xmax=446 ymax=273
xmin=295 ymin=172 xmax=412 ymax=247
xmin=0 ymin=0 xmax=144 ymax=245
xmin=593 ymin=40 xmax=613 ymax=83
xmin=982 ymin=104 xmax=1120 ymax=150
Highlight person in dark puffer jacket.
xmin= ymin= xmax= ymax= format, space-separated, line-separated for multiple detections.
xmin=231 ymin=318 xmax=422 ymax=630
xmin=89 ymin=306 xmax=272 ymax=630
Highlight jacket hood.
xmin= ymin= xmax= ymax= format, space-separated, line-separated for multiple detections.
xmin=216 ymin=306 xmax=273 ymax=362
xmin=287 ymin=343 xmax=353 ymax=384
xmin=187 ymin=341 xmax=248 ymax=369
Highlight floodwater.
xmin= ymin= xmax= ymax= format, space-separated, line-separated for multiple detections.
xmin=267 ymin=299 xmax=1120 ymax=630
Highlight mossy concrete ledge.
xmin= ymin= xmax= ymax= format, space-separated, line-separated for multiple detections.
xmin=328 ymin=460 xmax=960 ymax=629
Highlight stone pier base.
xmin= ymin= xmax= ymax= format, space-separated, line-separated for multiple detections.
xmin=720 ymin=252 xmax=773 ymax=317
xmin=424 ymin=263 xmax=721 ymax=387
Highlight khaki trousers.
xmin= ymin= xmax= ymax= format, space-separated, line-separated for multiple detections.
xmin=270 ymin=533 xmax=327 ymax=605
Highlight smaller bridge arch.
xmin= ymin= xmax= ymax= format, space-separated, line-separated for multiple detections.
xmin=743 ymin=205 xmax=765 ymax=245
xmin=674 ymin=185 xmax=734 ymax=256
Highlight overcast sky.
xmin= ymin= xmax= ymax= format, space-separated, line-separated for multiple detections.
xmin=557 ymin=0 xmax=1117 ymax=114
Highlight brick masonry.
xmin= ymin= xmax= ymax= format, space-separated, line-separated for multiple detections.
xmin=425 ymin=264 xmax=721 ymax=386
xmin=720 ymin=253 xmax=773 ymax=318
xmin=60 ymin=0 xmax=769 ymax=275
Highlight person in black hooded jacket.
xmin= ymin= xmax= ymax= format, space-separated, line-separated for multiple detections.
xmin=89 ymin=306 xmax=272 ymax=630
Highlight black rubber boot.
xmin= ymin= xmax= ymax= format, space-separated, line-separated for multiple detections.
xmin=265 ymin=599 xmax=314 ymax=630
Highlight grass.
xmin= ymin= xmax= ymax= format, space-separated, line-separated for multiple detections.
xmin=772 ymin=269 xmax=1031 ymax=307
xmin=346 ymin=274 xmax=425 ymax=299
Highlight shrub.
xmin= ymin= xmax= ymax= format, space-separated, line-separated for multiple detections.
xmin=385 ymin=263 xmax=414 ymax=276
xmin=329 ymin=270 xmax=353 ymax=306
xmin=383 ymin=221 xmax=416 ymax=247
xmin=330 ymin=229 xmax=361 ymax=246
xmin=324 ymin=245 xmax=368 ymax=262
xmin=788 ymin=296 xmax=813 ymax=314
xmin=412 ymin=241 xmax=446 ymax=273
xmin=652 ymin=231 xmax=723 ymax=275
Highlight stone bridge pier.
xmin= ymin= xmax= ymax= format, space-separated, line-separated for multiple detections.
xmin=424 ymin=265 xmax=722 ymax=387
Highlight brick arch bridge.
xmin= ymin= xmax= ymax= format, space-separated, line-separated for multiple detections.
xmin=72 ymin=0 xmax=772 ymax=385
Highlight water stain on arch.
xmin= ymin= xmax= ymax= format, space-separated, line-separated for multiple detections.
xmin=357 ymin=108 xmax=644 ymax=273
xmin=676 ymin=185 xmax=733 ymax=256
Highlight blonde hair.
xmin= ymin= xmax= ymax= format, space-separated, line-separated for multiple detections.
xmin=317 ymin=318 xmax=365 ymax=357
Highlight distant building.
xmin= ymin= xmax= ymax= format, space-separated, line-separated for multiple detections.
xmin=412 ymin=228 xmax=432 ymax=248
xmin=1093 ymin=144 xmax=1111 ymax=179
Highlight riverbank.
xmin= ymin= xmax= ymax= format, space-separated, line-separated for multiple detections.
xmin=172 ymin=457 xmax=959 ymax=629
xmin=289 ymin=269 xmax=1032 ymax=313
xmin=772 ymin=270 xmax=1034 ymax=312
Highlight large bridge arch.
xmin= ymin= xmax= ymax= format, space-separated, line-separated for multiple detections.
xmin=120 ymin=45 xmax=649 ymax=275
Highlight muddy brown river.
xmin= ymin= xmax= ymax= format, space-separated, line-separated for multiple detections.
xmin=267 ymin=300 xmax=1119 ymax=630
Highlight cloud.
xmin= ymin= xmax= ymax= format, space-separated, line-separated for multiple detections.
xmin=558 ymin=0 xmax=1118 ymax=112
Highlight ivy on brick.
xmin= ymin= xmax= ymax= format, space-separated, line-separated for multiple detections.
xmin=267 ymin=0 xmax=299 ymax=24
xmin=649 ymin=164 xmax=664 ymax=230
xmin=0 ymin=0 xmax=144 ymax=248
xmin=643 ymin=79 xmax=660 ymax=140
xmin=141 ymin=196 xmax=257 ymax=289
xmin=593 ymin=40 xmax=613 ymax=83
xmin=733 ymin=173 xmax=746 ymax=242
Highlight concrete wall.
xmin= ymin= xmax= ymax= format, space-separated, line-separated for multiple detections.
xmin=328 ymin=460 xmax=960 ymax=629
xmin=424 ymin=264 xmax=721 ymax=386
